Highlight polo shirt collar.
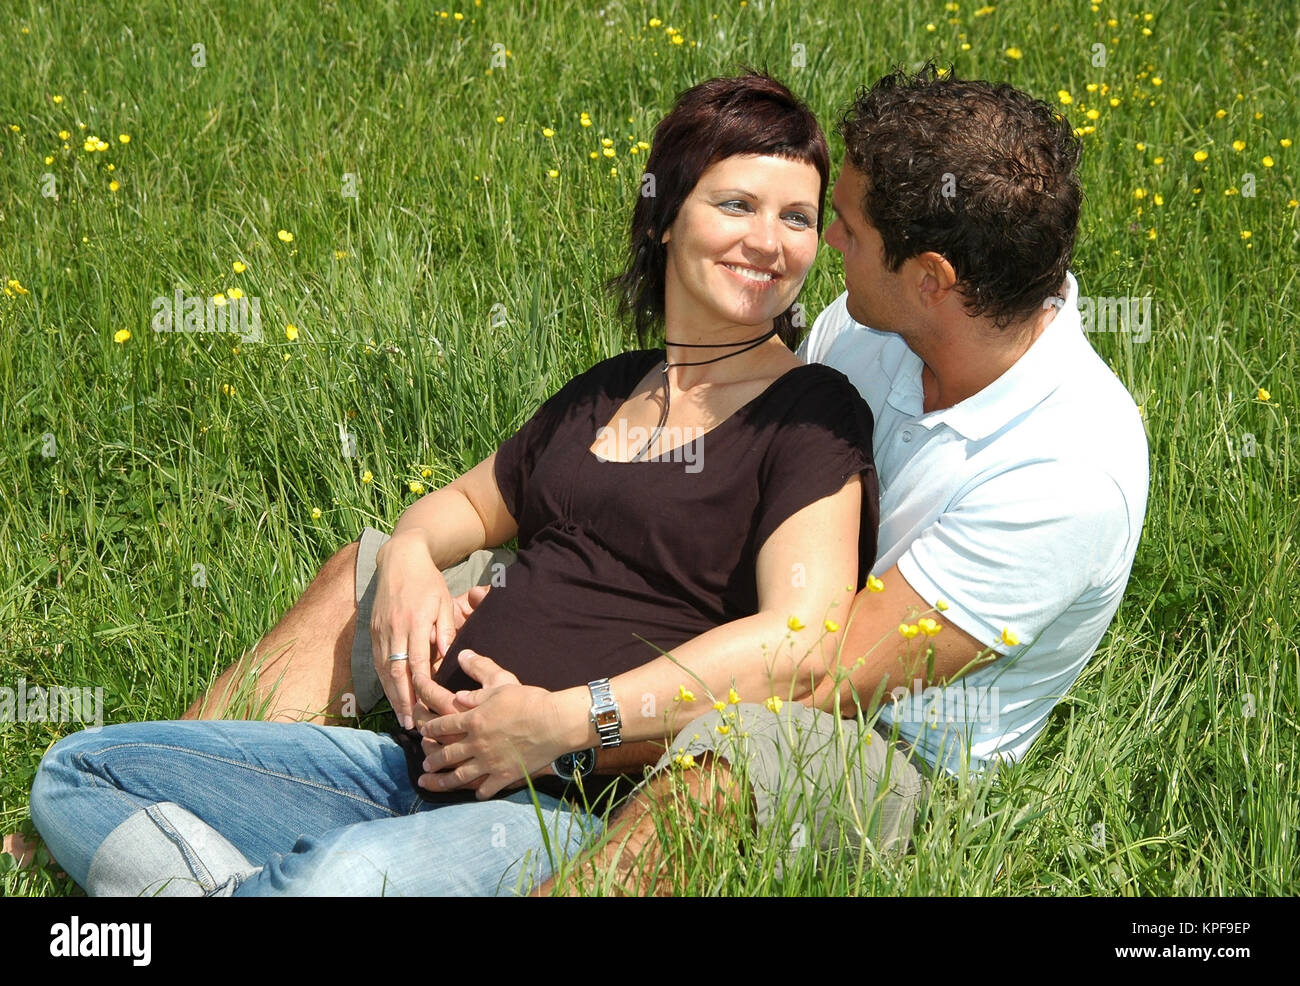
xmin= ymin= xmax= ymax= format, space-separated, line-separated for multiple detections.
xmin=886 ymin=272 xmax=1083 ymax=440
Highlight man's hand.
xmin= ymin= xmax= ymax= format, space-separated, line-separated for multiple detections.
xmin=414 ymin=651 xmax=587 ymax=799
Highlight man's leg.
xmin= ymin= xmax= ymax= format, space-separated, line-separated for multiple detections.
xmin=182 ymin=541 xmax=359 ymax=723
xmin=541 ymin=755 xmax=734 ymax=897
xmin=30 ymin=719 xmax=597 ymax=896
xmin=183 ymin=528 xmax=515 ymax=724
xmin=542 ymin=703 xmax=930 ymax=896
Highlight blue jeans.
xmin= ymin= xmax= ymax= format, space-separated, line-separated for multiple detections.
xmin=30 ymin=720 xmax=600 ymax=896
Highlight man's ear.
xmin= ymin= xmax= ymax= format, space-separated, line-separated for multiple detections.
xmin=915 ymin=251 xmax=958 ymax=309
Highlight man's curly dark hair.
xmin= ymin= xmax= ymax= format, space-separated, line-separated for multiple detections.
xmin=839 ymin=63 xmax=1083 ymax=329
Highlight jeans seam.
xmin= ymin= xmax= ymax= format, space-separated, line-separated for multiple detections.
xmin=143 ymin=803 xmax=217 ymax=892
xmin=77 ymin=741 xmax=402 ymax=815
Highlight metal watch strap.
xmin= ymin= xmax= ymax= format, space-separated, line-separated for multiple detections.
xmin=587 ymin=678 xmax=622 ymax=748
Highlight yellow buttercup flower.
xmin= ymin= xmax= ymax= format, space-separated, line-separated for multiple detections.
xmin=542 ymin=127 xmax=555 ymax=138
xmin=1086 ymin=109 xmax=1100 ymax=121
xmin=1281 ymin=139 xmax=1292 ymax=148
xmin=118 ymin=133 xmax=130 ymax=144
xmin=1153 ymin=194 xmax=1164 ymax=206
xmin=1058 ymin=90 xmax=1073 ymax=105
xmin=918 ymin=618 xmax=942 ymax=637
xmin=601 ymin=137 xmax=613 ymax=147
xmin=495 ymin=115 xmax=504 ymax=124
xmin=764 ymin=696 xmax=783 ymax=714
xmin=408 ymin=480 xmax=426 ymax=494
xmin=220 ymin=383 xmax=235 ymax=396
xmin=361 ymin=470 xmax=373 ymax=484
xmin=824 ymin=619 xmax=839 ymax=633
xmin=727 ymin=687 xmax=741 ymax=705
xmin=113 ymin=329 xmax=131 ymax=344
xmin=108 ymin=179 xmax=120 ymax=193
xmin=712 ymin=700 xmax=726 ymax=712
xmin=232 ymin=261 xmax=246 ymax=273
xmin=1193 ymin=150 xmax=1208 ymax=162
xmin=1133 ymin=188 xmax=1146 ymax=199
xmin=547 ymin=169 xmax=558 ymax=178
xmin=284 ymin=323 xmax=299 ymax=340
xmin=277 ymin=229 xmax=294 ymax=243
xmin=716 ymin=723 xmax=731 ymax=735
xmin=1109 ymin=97 xmax=1120 ymax=107
xmin=676 ymin=685 xmax=696 ymax=703
xmin=648 ymin=17 xmax=662 ymax=27
xmin=899 ymin=623 xmax=920 ymax=640
xmin=936 ymin=599 xmax=949 ymax=611
xmin=58 ymin=130 xmax=70 ymax=140
xmin=44 ymin=155 xmax=53 ymax=165
xmin=1000 ymin=627 xmax=1021 ymax=647
xmin=1232 ymin=140 xmax=1245 ymax=152
xmin=311 ymin=507 xmax=322 ymax=520
xmin=1257 ymin=388 xmax=1271 ymax=402
xmin=212 ymin=293 xmax=227 ymax=306
xmin=1004 ymin=47 xmax=1022 ymax=59
xmin=52 ymin=94 xmax=64 ymax=104
xmin=227 ymin=287 xmax=243 ymax=300
xmin=787 ymin=615 xmax=805 ymax=631
xmin=672 ymin=752 xmax=695 ymax=769
xmin=1262 ymin=156 xmax=1274 ymax=168
xmin=1215 ymin=109 xmax=1227 ymax=119
xmin=1240 ymin=230 xmax=1252 ymax=240
xmin=334 ymin=249 xmax=348 ymax=260
xmin=867 ymin=574 xmax=885 ymax=593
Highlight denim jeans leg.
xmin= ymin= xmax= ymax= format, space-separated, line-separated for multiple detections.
xmin=233 ymin=787 xmax=601 ymax=897
xmin=31 ymin=719 xmax=600 ymax=896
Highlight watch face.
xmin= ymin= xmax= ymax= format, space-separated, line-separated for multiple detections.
xmin=573 ymin=749 xmax=596 ymax=775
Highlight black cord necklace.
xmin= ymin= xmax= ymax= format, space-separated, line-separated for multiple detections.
xmin=630 ymin=326 xmax=780 ymax=462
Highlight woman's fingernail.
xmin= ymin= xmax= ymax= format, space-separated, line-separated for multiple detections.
xmin=402 ymin=715 xmax=414 ymax=730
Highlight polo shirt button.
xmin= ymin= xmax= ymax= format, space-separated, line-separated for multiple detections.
xmin=901 ymin=429 xmax=913 ymax=443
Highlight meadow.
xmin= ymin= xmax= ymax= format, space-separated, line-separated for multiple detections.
xmin=1 ymin=0 xmax=1296 ymax=896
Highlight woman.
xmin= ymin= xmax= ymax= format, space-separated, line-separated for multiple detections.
xmin=29 ymin=71 xmax=879 ymax=896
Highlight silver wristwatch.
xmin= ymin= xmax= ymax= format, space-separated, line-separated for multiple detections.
xmin=587 ymin=678 xmax=622 ymax=748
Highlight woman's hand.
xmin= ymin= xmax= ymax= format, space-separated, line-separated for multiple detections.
xmin=369 ymin=531 xmax=459 ymax=730
xmin=414 ymin=651 xmax=588 ymax=799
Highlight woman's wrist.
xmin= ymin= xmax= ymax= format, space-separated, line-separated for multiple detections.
xmin=555 ymin=686 xmax=599 ymax=752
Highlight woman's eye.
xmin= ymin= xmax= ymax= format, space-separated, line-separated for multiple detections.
xmin=719 ymin=199 xmax=752 ymax=213
xmin=785 ymin=212 xmax=812 ymax=228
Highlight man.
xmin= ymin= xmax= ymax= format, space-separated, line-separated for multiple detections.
xmin=13 ymin=66 xmax=1147 ymax=893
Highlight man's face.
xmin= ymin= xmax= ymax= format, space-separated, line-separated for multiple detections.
xmin=824 ymin=163 xmax=907 ymax=334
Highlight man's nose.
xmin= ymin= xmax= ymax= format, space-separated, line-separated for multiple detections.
xmin=824 ymin=217 xmax=845 ymax=253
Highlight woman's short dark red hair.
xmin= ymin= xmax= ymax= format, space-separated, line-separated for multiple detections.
xmin=609 ymin=70 xmax=830 ymax=348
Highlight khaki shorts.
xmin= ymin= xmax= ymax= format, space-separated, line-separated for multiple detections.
xmin=350 ymin=525 xmax=517 ymax=713
xmin=654 ymin=702 xmax=931 ymax=856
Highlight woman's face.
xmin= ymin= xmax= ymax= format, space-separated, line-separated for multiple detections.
xmin=660 ymin=153 xmax=821 ymax=337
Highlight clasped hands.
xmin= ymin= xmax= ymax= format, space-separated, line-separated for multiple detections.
xmin=375 ymin=581 xmax=573 ymax=799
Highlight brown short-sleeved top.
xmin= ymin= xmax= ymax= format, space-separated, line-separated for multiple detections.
xmin=434 ymin=349 xmax=879 ymax=695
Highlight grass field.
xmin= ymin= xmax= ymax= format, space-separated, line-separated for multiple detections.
xmin=1 ymin=0 xmax=1297 ymax=896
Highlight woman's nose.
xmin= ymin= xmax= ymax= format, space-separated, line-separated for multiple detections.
xmin=745 ymin=213 xmax=781 ymax=255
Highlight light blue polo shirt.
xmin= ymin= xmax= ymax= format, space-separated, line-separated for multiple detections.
xmin=798 ymin=273 xmax=1149 ymax=776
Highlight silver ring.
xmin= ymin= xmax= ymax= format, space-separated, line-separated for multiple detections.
xmin=387 ymin=652 xmax=409 ymax=663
